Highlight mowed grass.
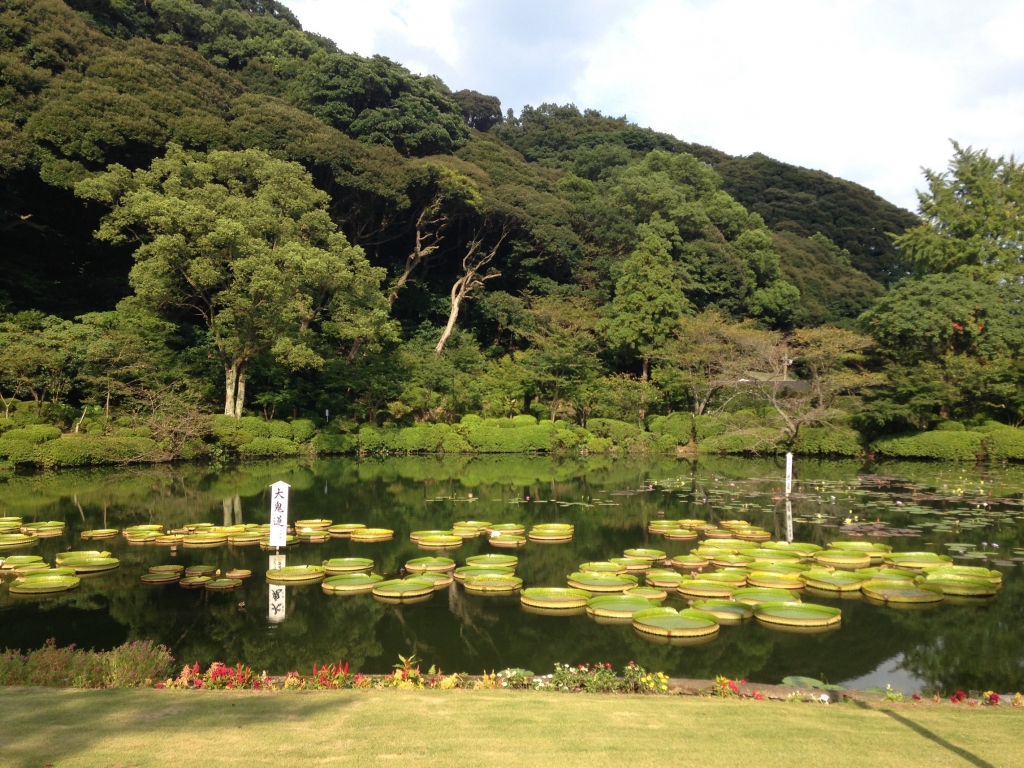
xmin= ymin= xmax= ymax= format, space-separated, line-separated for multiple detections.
xmin=0 ymin=688 xmax=1020 ymax=768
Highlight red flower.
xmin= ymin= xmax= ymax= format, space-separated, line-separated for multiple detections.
xmin=912 ymin=693 xmax=922 ymax=701
xmin=988 ymin=692 xmax=1000 ymax=704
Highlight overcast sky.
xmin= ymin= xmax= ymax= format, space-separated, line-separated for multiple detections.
xmin=287 ymin=0 xmax=1024 ymax=211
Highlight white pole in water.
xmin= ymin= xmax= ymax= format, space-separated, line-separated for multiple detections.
xmin=784 ymin=452 xmax=794 ymax=542
xmin=785 ymin=452 xmax=793 ymax=496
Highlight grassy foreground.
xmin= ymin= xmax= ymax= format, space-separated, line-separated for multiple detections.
xmin=0 ymin=688 xmax=1018 ymax=768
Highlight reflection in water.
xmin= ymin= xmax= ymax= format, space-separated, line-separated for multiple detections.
xmin=840 ymin=653 xmax=926 ymax=695
xmin=0 ymin=455 xmax=1022 ymax=692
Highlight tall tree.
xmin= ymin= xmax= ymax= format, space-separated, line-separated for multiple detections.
xmin=599 ymin=219 xmax=691 ymax=382
xmin=77 ymin=145 xmax=390 ymax=417
xmin=895 ymin=142 xmax=1024 ymax=281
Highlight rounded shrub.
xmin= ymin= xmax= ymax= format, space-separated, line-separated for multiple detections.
xmin=791 ymin=427 xmax=863 ymax=457
xmin=311 ymin=433 xmax=358 ymax=454
xmin=511 ymin=414 xmax=538 ymax=427
xmin=586 ymin=418 xmax=641 ymax=443
xmin=871 ymin=431 xmax=984 ymax=460
xmin=289 ymin=419 xmax=316 ymax=443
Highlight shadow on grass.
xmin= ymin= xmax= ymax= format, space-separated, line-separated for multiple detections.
xmin=853 ymin=700 xmax=995 ymax=768
xmin=0 ymin=688 xmax=360 ymax=768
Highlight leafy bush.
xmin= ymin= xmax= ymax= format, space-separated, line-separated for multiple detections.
xmin=585 ymin=437 xmax=614 ymax=453
xmin=38 ymin=436 xmax=158 ymax=468
xmin=791 ymin=427 xmax=863 ymax=456
xmin=648 ymin=413 xmax=693 ymax=443
xmin=699 ymin=428 xmax=781 ymax=455
xmin=289 ymin=419 xmax=317 ymax=443
xmin=511 ymin=414 xmax=538 ymax=427
xmin=358 ymin=426 xmax=402 ymax=453
xmin=586 ymin=418 xmax=641 ymax=443
xmin=441 ymin=430 xmax=472 ymax=453
xmin=236 ymin=416 xmax=271 ymax=438
xmin=237 ymin=437 xmax=300 ymax=457
xmin=983 ymin=428 xmax=1024 ymax=460
xmin=0 ymin=424 xmax=62 ymax=443
xmin=935 ymin=420 xmax=966 ymax=432
xmin=311 ymin=433 xmax=358 ymax=454
xmin=871 ymin=431 xmax=985 ymax=460
xmin=654 ymin=433 xmax=680 ymax=452
xmin=395 ymin=424 xmax=450 ymax=452
xmin=266 ymin=420 xmax=293 ymax=439
xmin=0 ymin=440 xmax=39 ymax=464
xmin=0 ymin=639 xmax=173 ymax=688
xmin=550 ymin=429 xmax=581 ymax=452
xmin=694 ymin=415 xmax=729 ymax=441
xmin=465 ymin=425 xmax=554 ymax=452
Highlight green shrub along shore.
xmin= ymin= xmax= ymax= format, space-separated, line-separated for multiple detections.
xmin=2 ymin=401 xmax=1023 ymax=469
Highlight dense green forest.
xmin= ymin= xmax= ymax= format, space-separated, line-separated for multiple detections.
xmin=1 ymin=0 xmax=1023 ymax=467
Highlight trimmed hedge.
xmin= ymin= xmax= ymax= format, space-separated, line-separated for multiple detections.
xmin=310 ymin=433 xmax=358 ymax=454
xmin=237 ymin=437 xmax=300 ymax=457
xmin=38 ymin=436 xmax=158 ymax=468
xmin=585 ymin=437 xmax=614 ymax=453
xmin=464 ymin=424 xmax=554 ymax=453
xmin=586 ymin=418 xmax=640 ymax=443
xmin=982 ymin=428 xmax=1024 ymax=461
xmin=0 ymin=424 xmax=62 ymax=444
xmin=699 ymin=428 xmax=781 ymax=455
xmin=791 ymin=427 xmax=863 ymax=457
xmin=871 ymin=431 xmax=985 ymax=461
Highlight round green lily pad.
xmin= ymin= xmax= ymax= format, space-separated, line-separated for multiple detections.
xmin=754 ymin=601 xmax=842 ymax=628
xmin=586 ymin=594 xmax=661 ymax=618
xmin=323 ymin=557 xmax=375 ymax=575
xmin=466 ymin=554 xmax=518 ymax=568
xmin=567 ymin=572 xmax=638 ymax=592
xmin=405 ymin=557 xmax=455 ymax=573
xmin=266 ymin=565 xmax=326 ymax=584
xmin=464 ymin=575 xmax=523 ymax=594
xmin=633 ymin=607 xmax=719 ymax=638
xmin=521 ymin=587 xmax=592 ymax=610
xmin=322 ymin=573 xmax=384 ymax=594
xmin=454 ymin=566 xmax=515 ymax=583
xmin=690 ymin=599 xmax=754 ymax=622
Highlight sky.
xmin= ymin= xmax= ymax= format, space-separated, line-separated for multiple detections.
xmin=287 ymin=0 xmax=1024 ymax=211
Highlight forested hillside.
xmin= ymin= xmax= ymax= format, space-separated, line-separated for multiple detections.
xmin=2 ymin=0 xmax=1023 ymax=467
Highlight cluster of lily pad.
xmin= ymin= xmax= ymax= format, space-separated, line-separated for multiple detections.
xmin=0 ymin=545 xmax=121 ymax=597
xmin=0 ymin=516 xmax=66 ymax=551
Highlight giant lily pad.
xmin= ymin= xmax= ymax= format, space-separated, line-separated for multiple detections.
xmin=754 ymin=601 xmax=842 ymax=629
xmin=179 ymin=576 xmax=210 ymax=588
xmin=295 ymin=519 xmax=332 ymax=531
xmin=464 ymin=575 xmax=522 ymax=594
xmin=80 ymin=529 xmax=118 ymax=540
xmin=731 ymin=587 xmax=800 ymax=605
xmin=586 ymin=594 xmax=660 ymax=618
xmin=567 ymin=572 xmax=637 ymax=592
xmin=861 ymin=580 xmax=944 ymax=604
xmin=409 ymin=571 xmax=453 ymax=590
xmin=746 ymin=571 xmax=805 ymax=590
xmin=623 ymin=548 xmax=666 ymax=563
xmin=853 ymin=567 xmax=917 ymax=582
xmin=328 ymin=524 xmax=366 ymax=538
xmin=454 ymin=566 xmax=515 ymax=583
xmin=633 ymin=607 xmax=719 ymax=638
xmin=59 ymin=556 xmax=120 ymax=574
xmin=266 ymin=565 xmax=326 ymax=584
xmin=405 ymin=557 xmax=455 ymax=573
xmin=921 ymin=565 xmax=1001 ymax=585
xmin=322 ymin=573 xmax=384 ymax=594
xmin=372 ymin=578 xmax=434 ymax=600
xmin=578 ymin=561 xmax=626 ymax=574
xmin=645 ymin=569 xmax=688 ymax=588
xmin=466 ymin=554 xmax=518 ymax=568
xmin=690 ymin=599 xmax=754 ymax=623
xmin=762 ymin=541 xmax=822 ymax=555
xmin=610 ymin=557 xmax=652 ymax=573
xmin=0 ymin=534 xmax=38 ymax=550
xmin=141 ymin=572 xmax=181 ymax=585
xmin=662 ymin=528 xmax=698 ymax=541
xmin=799 ymin=569 xmax=865 ymax=592
xmin=521 ymin=588 xmax=592 ymax=610
xmin=409 ymin=530 xmax=454 ymax=542
xmin=813 ymin=551 xmax=872 ymax=569
xmin=10 ymin=573 xmax=80 ymax=595
xmin=488 ymin=523 xmax=526 ymax=535
xmin=528 ymin=524 xmax=573 ymax=542
xmin=0 ymin=555 xmax=42 ymax=570
xmin=321 ymin=557 xmax=375 ymax=575
xmin=677 ymin=580 xmax=737 ymax=599
xmin=206 ymin=578 xmax=243 ymax=591
xmin=671 ymin=555 xmax=710 ymax=570
xmin=418 ymin=534 xmax=463 ymax=550
xmin=351 ymin=528 xmax=394 ymax=543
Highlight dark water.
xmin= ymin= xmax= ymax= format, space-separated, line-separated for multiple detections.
xmin=2 ymin=455 xmax=1023 ymax=694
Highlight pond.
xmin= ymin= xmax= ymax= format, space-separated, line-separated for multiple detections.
xmin=2 ymin=454 xmax=1023 ymax=694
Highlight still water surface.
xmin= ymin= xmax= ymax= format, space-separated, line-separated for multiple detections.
xmin=2 ymin=455 xmax=1022 ymax=693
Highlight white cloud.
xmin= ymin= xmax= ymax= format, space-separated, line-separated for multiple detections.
xmin=287 ymin=0 xmax=1024 ymax=210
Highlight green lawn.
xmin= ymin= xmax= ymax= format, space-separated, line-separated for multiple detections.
xmin=0 ymin=688 xmax=1018 ymax=768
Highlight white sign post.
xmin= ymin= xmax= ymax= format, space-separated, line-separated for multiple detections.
xmin=268 ymin=582 xmax=286 ymax=623
xmin=269 ymin=480 xmax=290 ymax=549
xmin=784 ymin=452 xmax=794 ymax=542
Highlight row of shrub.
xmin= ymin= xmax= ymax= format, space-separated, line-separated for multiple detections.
xmin=4 ymin=408 xmax=1024 ymax=466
